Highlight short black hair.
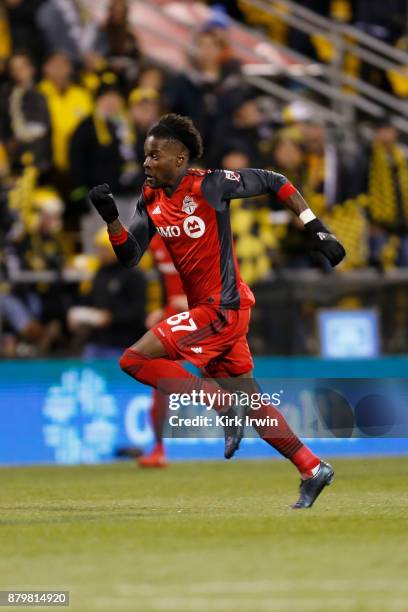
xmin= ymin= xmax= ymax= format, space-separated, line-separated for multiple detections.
xmin=147 ymin=113 xmax=204 ymax=160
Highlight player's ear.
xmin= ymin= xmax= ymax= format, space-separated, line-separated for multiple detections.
xmin=176 ymin=154 xmax=185 ymax=166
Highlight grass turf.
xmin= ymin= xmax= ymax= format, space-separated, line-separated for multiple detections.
xmin=0 ymin=457 xmax=407 ymax=612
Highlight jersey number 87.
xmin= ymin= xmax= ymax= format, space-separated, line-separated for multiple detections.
xmin=166 ymin=311 xmax=197 ymax=333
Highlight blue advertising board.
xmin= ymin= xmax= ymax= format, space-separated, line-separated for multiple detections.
xmin=1 ymin=358 xmax=408 ymax=465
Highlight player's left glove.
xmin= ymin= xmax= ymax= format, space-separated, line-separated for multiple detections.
xmin=304 ymin=218 xmax=346 ymax=267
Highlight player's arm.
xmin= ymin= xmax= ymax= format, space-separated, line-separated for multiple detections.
xmin=202 ymin=169 xmax=346 ymax=267
xmin=88 ymin=184 xmax=156 ymax=267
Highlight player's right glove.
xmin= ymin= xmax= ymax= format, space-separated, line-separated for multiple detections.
xmin=304 ymin=218 xmax=346 ymax=267
xmin=88 ymin=184 xmax=119 ymax=224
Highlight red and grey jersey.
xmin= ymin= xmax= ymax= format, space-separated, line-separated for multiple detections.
xmin=110 ymin=168 xmax=297 ymax=309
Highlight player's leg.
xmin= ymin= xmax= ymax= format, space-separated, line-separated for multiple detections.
xmin=119 ymin=328 xmax=233 ymax=405
xmin=118 ymin=317 xmax=248 ymax=460
xmin=138 ymin=389 xmax=169 ymax=468
xmin=206 ymin=342 xmax=334 ymax=508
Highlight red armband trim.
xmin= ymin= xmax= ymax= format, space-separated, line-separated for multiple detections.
xmin=277 ymin=182 xmax=297 ymax=200
xmin=109 ymin=227 xmax=128 ymax=245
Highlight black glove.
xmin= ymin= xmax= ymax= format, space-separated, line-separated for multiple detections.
xmin=88 ymin=184 xmax=119 ymax=224
xmin=304 ymin=218 xmax=346 ymax=267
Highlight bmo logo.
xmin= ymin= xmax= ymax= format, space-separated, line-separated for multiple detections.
xmin=157 ymin=226 xmax=181 ymax=238
xmin=183 ymin=215 xmax=206 ymax=239
xmin=157 ymin=216 xmax=206 ymax=239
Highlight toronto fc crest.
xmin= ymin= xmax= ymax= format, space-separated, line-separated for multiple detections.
xmin=182 ymin=195 xmax=198 ymax=215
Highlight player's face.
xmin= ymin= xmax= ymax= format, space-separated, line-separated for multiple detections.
xmin=143 ymin=136 xmax=186 ymax=188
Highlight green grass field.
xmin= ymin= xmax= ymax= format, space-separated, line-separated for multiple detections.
xmin=1 ymin=457 xmax=407 ymax=612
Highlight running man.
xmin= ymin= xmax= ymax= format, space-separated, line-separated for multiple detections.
xmin=88 ymin=113 xmax=345 ymax=508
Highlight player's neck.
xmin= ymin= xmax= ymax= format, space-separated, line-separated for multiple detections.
xmin=164 ymin=169 xmax=188 ymax=196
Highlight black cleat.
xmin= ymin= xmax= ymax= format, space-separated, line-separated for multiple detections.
xmin=223 ymin=407 xmax=245 ymax=459
xmin=291 ymin=461 xmax=334 ymax=509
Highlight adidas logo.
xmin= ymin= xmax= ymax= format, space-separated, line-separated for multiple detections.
xmin=152 ymin=205 xmax=162 ymax=215
xmin=317 ymin=231 xmax=335 ymax=241
xmin=191 ymin=346 xmax=202 ymax=354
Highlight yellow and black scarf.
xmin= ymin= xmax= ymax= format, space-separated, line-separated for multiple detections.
xmin=368 ymin=143 xmax=408 ymax=226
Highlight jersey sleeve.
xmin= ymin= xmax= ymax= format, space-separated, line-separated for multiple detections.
xmin=201 ymin=168 xmax=297 ymax=210
xmin=108 ymin=193 xmax=156 ymax=267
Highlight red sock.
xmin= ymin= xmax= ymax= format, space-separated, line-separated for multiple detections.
xmin=119 ymin=349 xmax=233 ymax=412
xmin=248 ymin=403 xmax=320 ymax=478
xmin=151 ymin=390 xmax=168 ymax=444
xmin=291 ymin=446 xmax=321 ymax=479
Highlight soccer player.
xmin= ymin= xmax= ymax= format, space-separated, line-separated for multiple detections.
xmin=88 ymin=113 xmax=346 ymax=509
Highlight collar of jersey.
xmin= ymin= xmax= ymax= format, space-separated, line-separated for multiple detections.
xmin=164 ymin=170 xmax=188 ymax=197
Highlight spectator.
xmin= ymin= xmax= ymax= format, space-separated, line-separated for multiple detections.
xmin=13 ymin=187 xmax=66 ymax=271
xmin=207 ymin=1 xmax=245 ymax=23
xmin=200 ymin=11 xmax=242 ymax=78
xmin=0 ymin=51 xmax=51 ymax=173
xmin=69 ymin=75 xmax=138 ymax=244
xmin=67 ymin=227 xmax=147 ymax=358
xmin=166 ymin=28 xmax=243 ymax=153
xmin=104 ymin=0 xmax=141 ymax=91
xmin=36 ymin=0 xmax=108 ymax=65
xmin=0 ymin=291 xmax=56 ymax=357
xmin=70 ymin=78 xmax=132 ymax=197
xmin=299 ymin=118 xmax=364 ymax=212
xmin=271 ymin=128 xmax=306 ymax=188
xmin=208 ymin=92 xmax=275 ymax=167
xmin=354 ymin=0 xmax=406 ymax=44
xmin=128 ymin=87 xmax=161 ymax=188
xmin=270 ymin=128 xmax=311 ymax=267
xmin=353 ymin=0 xmax=407 ymax=91
xmin=6 ymin=187 xmax=68 ymax=353
xmin=38 ymin=52 xmax=92 ymax=196
xmin=221 ymin=146 xmax=252 ymax=173
xmin=287 ymin=1 xmax=330 ymax=59
xmin=137 ymin=62 xmax=167 ymax=94
xmin=365 ymin=119 xmax=408 ymax=267
xmin=2 ymin=0 xmax=45 ymax=68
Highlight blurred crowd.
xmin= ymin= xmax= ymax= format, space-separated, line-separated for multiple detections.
xmin=1 ymin=0 xmax=408 ymax=358
xmin=239 ymin=0 xmax=408 ymax=96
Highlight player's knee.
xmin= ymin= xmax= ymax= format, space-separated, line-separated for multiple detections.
xmin=119 ymin=348 xmax=146 ymax=378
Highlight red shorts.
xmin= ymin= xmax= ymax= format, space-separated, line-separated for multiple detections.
xmin=152 ymin=305 xmax=254 ymax=377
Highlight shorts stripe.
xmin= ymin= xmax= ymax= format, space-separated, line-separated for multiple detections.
xmin=179 ymin=319 xmax=226 ymax=348
xmin=177 ymin=322 xmax=215 ymax=348
xmin=180 ymin=321 xmax=214 ymax=341
xmin=179 ymin=321 xmax=224 ymax=348
xmin=179 ymin=318 xmax=226 ymax=344
xmin=180 ymin=327 xmax=219 ymax=348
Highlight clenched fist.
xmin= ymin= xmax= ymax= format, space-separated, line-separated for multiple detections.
xmin=304 ymin=218 xmax=346 ymax=267
xmin=88 ymin=184 xmax=119 ymax=224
